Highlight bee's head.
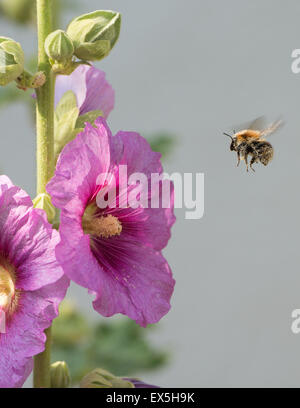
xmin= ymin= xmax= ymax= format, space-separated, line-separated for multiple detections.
xmin=223 ymin=132 xmax=236 ymax=151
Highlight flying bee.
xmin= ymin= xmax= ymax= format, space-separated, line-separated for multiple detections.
xmin=224 ymin=117 xmax=283 ymax=172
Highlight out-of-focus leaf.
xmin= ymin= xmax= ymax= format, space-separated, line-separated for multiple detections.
xmin=52 ymin=301 xmax=169 ymax=384
xmin=87 ymin=320 xmax=168 ymax=377
xmin=0 ymin=0 xmax=77 ymax=27
xmin=0 ymin=0 xmax=35 ymax=25
xmin=147 ymin=132 xmax=177 ymax=158
xmin=0 ymin=84 xmax=24 ymax=106
xmin=52 ymin=300 xmax=90 ymax=347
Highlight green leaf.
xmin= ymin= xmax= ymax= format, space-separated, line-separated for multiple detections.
xmin=51 ymin=301 xmax=90 ymax=347
xmin=148 ymin=132 xmax=176 ymax=158
xmin=76 ymin=110 xmax=103 ymax=128
xmin=85 ymin=320 xmax=168 ymax=377
xmin=55 ymin=90 xmax=78 ymax=121
xmin=54 ymin=106 xmax=79 ymax=160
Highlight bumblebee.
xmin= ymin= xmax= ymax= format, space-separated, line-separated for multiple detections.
xmin=224 ymin=117 xmax=282 ymax=172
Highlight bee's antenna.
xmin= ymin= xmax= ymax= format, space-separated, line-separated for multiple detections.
xmin=223 ymin=132 xmax=233 ymax=141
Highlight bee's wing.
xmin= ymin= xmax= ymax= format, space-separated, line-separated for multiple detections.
xmin=229 ymin=116 xmax=267 ymax=133
xmin=248 ymin=116 xmax=267 ymax=131
xmin=225 ymin=116 xmax=283 ymax=135
xmin=260 ymin=119 xmax=284 ymax=137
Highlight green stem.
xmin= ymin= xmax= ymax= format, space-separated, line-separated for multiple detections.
xmin=34 ymin=0 xmax=55 ymax=388
xmin=33 ymin=327 xmax=52 ymax=388
xmin=36 ymin=0 xmax=55 ymax=195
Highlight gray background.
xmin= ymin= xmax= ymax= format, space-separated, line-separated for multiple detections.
xmin=1 ymin=0 xmax=300 ymax=387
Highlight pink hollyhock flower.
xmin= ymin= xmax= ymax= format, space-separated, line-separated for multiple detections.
xmin=0 ymin=176 xmax=69 ymax=388
xmin=55 ymin=65 xmax=115 ymax=118
xmin=47 ymin=118 xmax=175 ymax=327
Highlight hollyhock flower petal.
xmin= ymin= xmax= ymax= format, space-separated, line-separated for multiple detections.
xmin=91 ymin=243 xmax=173 ymax=327
xmin=47 ymin=120 xmax=111 ymax=213
xmin=47 ymin=117 xmax=175 ymax=327
xmin=111 ymin=131 xmax=176 ymax=250
xmin=55 ymin=65 xmax=115 ymax=118
xmin=0 ymin=276 xmax=69 ymax=388
xmin=0 ymin=182 xmax=65 ymax=291
xmin=0 ymin=176 xmax=69 ymax=388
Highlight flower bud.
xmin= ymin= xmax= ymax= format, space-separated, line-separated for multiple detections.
xmin=0 ymin=37 xmax=24 ymax=86
xmin=80 ymin=368 xmax=134 ymax=389
xmin=50 ymin=361 xmax=71 ymax=388
xmin=45 ymin=30 xmax=74 ymax=65
xmin=66 ymin=10 xmax=121 ymax=61
xmin=32 ymin=193 xmax=56 ymax=224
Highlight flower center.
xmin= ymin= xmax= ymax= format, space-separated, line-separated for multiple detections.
xmin=82 ymin=207 xmax=122 ymax=239
xmin=0 ymin=265 xmax=15 ymax=312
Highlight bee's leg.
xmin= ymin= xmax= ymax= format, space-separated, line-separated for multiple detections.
xmin=244 ymin=153 xmax=249 ymax=172
xmin=236 ymin=151 xmax=241 ymax=167
xmin=250 ymin=156 xmax=256 ymax=172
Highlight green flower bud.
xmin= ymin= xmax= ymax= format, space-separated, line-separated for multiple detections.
xmin=0 ymin=37 xmax=24 ymax=86
xmin=45 ymin=30 xmax=74 ymax=65
xmin=32 ymin=193 xmax=56 ymax=224
xmin=80 ymin=368 xmax=134 ymax=389
xmin=50 ymin=361 xmax=71 ymax=389
xmin=66 ymin=10 xmax=121 ymax=61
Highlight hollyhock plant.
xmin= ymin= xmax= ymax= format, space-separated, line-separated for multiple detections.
xmin=47 ymin=117 xmax=175 ymax=327
xmin=0 ymin=176 xmax=69 ymax=388
xmin=55 ymin=65 xmax=115 ymax=119
xmin=0 ymin=1 xmax=176 ymax=388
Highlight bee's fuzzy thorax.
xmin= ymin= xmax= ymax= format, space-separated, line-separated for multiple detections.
xmin=235 ymin=129 xmax=261 ymax=144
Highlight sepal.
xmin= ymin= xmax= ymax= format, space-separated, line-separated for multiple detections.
xmin=50 ymin=361 xmax=71 ymax=388
xmin=80 ymin=368 xmax=134 ymax=389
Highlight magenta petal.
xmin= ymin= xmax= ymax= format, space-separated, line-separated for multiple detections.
xmin=111 ymin=130 xmax=162 ymax=176
xmin=80 ymin=66 xmax=115 ymax=117
xmin=0 ymin=175 xmax=14 ymax=190
xmin=47 ymin=118 xmax=111 ymax=212
xmin=55 ymin=65 xmax=115 ymax=118
xmin=48 ymin=118 xmax=175 ymax=327
xmin=56 ymin=214 xmax=104 ymax=292
xmin=91 ymin=242 xmax=175 ymax=327
xmin=0 ymin=183 xmax=65 ymax=290
xmin=0 ymin=177 xmax=69 ymax=388
xmin=140 ymin=180 xmax=176 ymax=251
xmin=0 ymin=276 xmax=69 ymax=388
xmin=111 ymin=131 xmax=176 ymax=250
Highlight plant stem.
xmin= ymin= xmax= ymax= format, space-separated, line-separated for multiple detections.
xmin=33 ymin=327 xmax=52 ymax=388
xmin=36 ymin=0 xmax=55 ymax=195
xmin=34 ymin=0 xmax=55 ymax=388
